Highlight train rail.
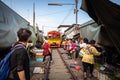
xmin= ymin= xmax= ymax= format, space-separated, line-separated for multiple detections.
xmin=30 ymin=48 xmax=110 ymax=80
xmin=44 ymin=57 xmax=51 ymax=80
xmin=44 ymin=48 xmax=82 ymax=80
xmin=57 ymin=48 xmax=78 ymax=80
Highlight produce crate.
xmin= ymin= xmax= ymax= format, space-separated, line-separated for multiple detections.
xmin=35 ymin=49 xmax=44 ymax=62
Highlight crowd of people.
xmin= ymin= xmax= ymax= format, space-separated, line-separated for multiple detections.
xmin=4 ymin=28 xmax=103 ymax=80
xmin=61 ymin=37 xmax=104 ymax=79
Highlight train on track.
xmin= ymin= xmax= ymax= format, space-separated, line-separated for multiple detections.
xmin=47 ymin=31 xmax=62 ymax=47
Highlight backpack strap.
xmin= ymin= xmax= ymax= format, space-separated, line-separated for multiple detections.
xmin=10 ymin=44 xmax=26 ymax=55
xmin=13 ymin=44 xmax=26 ymax=49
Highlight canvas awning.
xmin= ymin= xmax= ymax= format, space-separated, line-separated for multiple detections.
xmin=80 ymin=0 xmax=120 ymax=65
xmin=0 ymin=1 xmax=30 ymax=47
xmin=81 ymin=0 xmax=120 ymax=49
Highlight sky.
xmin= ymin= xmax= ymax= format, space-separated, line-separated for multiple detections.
xmin=1 ymin=0 xmax=120 ymax=35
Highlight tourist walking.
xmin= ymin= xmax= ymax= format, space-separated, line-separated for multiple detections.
xmin=8 ymin=28 xmax=32 ymax=80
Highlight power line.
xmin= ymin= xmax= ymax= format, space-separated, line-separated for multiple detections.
xmin=59 ymin=6 xmax=74 ymax=25
xmin=36 ymin=9 xmax=73 ymax=17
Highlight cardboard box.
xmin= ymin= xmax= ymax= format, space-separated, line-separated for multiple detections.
xmin=36 ymin=55 xmax=44 ymax=58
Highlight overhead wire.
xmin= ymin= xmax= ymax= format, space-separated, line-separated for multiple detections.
xmin=36 ymin=9 xmax=73 ymax=17
xmin=59 ymin=5 xmax=75 ymax=25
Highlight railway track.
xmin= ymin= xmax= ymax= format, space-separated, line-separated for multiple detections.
xmin=45 ymin=48 xmax=83 ymax=80
xmin=30 ymin=48 xmax=110 ymax=80
xmin=57 ymin=48 xmax=79 ymax=80
xmin=56 ymin=48 xmax=98 ymax=80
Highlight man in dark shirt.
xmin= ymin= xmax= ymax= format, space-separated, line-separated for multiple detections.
xmin=9 ymin=28 xmax=31 ymax=80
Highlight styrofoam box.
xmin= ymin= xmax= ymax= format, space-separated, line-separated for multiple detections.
xmin=36 ymin=53 xmax=43 ymax=55
xmin=36 ymin=58 xmax=43 ymax=62
xmin=34 ymin=49 xmax=43 ymax=53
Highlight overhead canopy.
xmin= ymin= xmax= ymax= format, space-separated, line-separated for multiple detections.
xmin=80 ymin=0 xmax=120 ymax=66
xmin=0 ymin=1 xmax=30 ymax=47
xmin=81 ymin=0 xmax=120 ymax=47
xmin=80 ymin=20 xmax=101 ymax=42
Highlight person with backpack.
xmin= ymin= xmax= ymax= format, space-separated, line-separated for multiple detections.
xmin=82 ymin=43 xmax=101 ymax=80
xmin=7 ymin=28 xmax=32 ymax=80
